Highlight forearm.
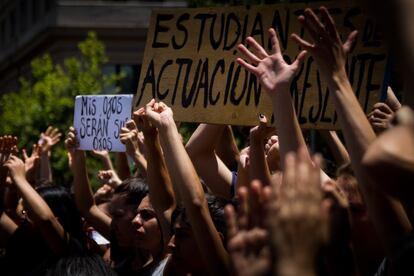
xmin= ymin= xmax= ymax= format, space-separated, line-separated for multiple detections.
xmin=14 ymin=175 xmax=55 ymax=221
xmin=145 ymin=135 xmax=175 ymax=214
xmin=72 ymin=152 xmax=96 ymax=213
xmin=102 ymin=155 xmax=114 ymax=171
xmin=132 ymin=150 xmax=147 ymax=178
xmin=329 ymin=72 xmax=412 ymax=252
xmin=160 ymin=120 xmax=205 ymax=208
xmin=115 ymin=152 xmax=131 ymax=180
xmin=214 ymin=126 xmax=239 ymax=170
xmin=186 ymin=124 xmax=225 ymax=155
xmin=319 ymin=130 xmax=350 ymax=167
xmin=329 ymin=74 xmax=376 ymax=170
xmin=270 ymin=86 xmax=311 ymax=169
xmin=186 ymin=124 xmax=233 ymax=199
xmin=249 ymin=138 xmax=271 ymax=186
xmin=39 ymin=152 xmax=52 ymax=182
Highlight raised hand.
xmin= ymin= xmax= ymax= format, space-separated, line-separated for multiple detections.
xmin=97 ymin=169 xmax=122 ymax=188
xmin=39 ymin=126 xmax=62 ymax=153
xmin=291 ymin=7 xmax=358 ymax=81
xmin=368 ymin=102 xmax=395 ymax=133
xmin=91 ymin=150 xmax=110 ymax=160
xmin=140 ymin=99 xmax=174 ymax=129
xmin=0 ymin=136 xmax=18 ymax=166
xmin=237 ymin=28 xmax=307 ymax=93
xmin=4 ymin=155 xmax=26 ymax=182
xmin=119 ymin=120 xmax=140 ymax=159
xmin=22 ymin=144 xmax=41 ymax=183
xmin=225 ymin=181 xmax=272 ymax=276
xmin=268 ymin=148 xmax=328 ymax=276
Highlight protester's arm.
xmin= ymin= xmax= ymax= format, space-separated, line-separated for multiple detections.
xmin=237 ymin=28 xmax=311 ymax=170
xmin=0 ymin=136 xmax=18 ymax=247
xmin=215 ymin=126 xmax=239 ymax=170
xmin=120 ymin=120 xmax=147 ymax=178
xmin=185 ymin=124 xmax=233 ymax=199
xmin=268 ymin=149 xmax=327 ymax=276
xmin=291 ymin=7 xmax=412 ymax=253
xmin=115 ymin=152 xmax=131 ymax=180
xmin=5 ymin=156 xmax=69 ymax=255
xmin=318 ymin=130 xmax=350 ymax=167
xmin=248 ymin=116 xmax=273 ymax=186
xmin=91 ymin=150 xmax=114 ymax=172
xmin=144 ymin=101 xmax=230 ymax=275
xmin=65 ymin=127 xmax=111 ymax=239
xmin=38 ymin=126 xmax=62 ymax=182
xmin=133 ymin=112 xmax=175 ymax=250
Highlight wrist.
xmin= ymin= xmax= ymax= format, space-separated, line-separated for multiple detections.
xmin=278 ymin=257 xmax=315 ymax=276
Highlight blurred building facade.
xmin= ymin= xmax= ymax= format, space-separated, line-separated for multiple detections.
xmin=0 ymin=0 xmax=187 ymax=94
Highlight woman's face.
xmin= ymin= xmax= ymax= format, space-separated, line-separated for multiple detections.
xmin=109 ymin=194 xmax=138 ymax=248
xmin=131 ymin=196 xmax=161 ymax=252
xmin=167 ymin=215 xmax=203 ymax=272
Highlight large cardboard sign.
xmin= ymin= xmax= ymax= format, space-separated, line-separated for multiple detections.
xmin=74 ymin=95 xmax=133 ymax=152
xmin=134 ymin=1 xmax=387 ymax=129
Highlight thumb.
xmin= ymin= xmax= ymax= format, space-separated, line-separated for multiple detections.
xmin=343 ymin=30 xmax=358 ymax=54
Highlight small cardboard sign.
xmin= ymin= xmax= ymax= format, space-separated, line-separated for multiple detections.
xmin=134 ymin=2 xmax=387 ymax=129
xmin=74 ymin=95 xmax=133 ymax=152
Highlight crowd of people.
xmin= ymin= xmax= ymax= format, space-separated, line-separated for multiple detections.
xmin=1 ymin=5 xmax=414 ymax=276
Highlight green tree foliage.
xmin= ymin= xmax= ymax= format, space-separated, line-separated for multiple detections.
xmin=0 ymin=31 xmax=123 ymax=187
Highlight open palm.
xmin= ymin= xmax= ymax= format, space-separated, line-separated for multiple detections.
xmin=237 ymin=28 xmax=306 ymax=93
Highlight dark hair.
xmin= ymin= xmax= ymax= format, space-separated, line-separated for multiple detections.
xmin=46 ymin=253 xmax=117 ymax=276
xmin=36 ymin=185 xmax=87 ymax=249
xmin=171 ymin=193 xmax=231 ymax=243
xmin=113 ymin=177 xmax=148 ymax=206
xmin=336 ymin=162 xmax=355 ymax=178
xmin=110 ymin=177 xmax=149 ymax=266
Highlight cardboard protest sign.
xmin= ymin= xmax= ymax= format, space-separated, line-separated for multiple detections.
xmin=134 ymin=1 xmax=388 ymax=129
xmin=74 ymin=95 xmax=133 ymax=152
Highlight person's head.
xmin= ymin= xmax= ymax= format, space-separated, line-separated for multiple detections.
xmin=131 ymin=195 xmax=162 ymax=256
xmin=109 ymin=177 xmax=148 ymax=248
xmin=168 ymin=194 xmax=228 ymax=273
xmin=46 ymin=253 xmax=117 ymax=276
xmin=36 ymin=185 xmax=87 ymax=247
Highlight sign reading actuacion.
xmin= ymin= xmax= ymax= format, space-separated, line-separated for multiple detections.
xmin=134 ymin=2 xmax=387 ymax=129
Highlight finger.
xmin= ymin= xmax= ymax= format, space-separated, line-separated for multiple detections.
xmin=45 ymin=126 xmax=53 ymax=136
xmin=297 ymin=15 xmax=320 ymax=44
xmin=237 ymin=44 xmax=261 ymax=65
xmin=291 ymin=33 xmax=314 ymax=51
xmin=236 ymin=58 xmax=259 ymax=75
xmin=304 ymin=8 xmax=328 ymax=40
xmin=269 ymin=28 xmax=282 ymax=55
xmin=291 ymin=50 xmax=307 ymax=72
xmin=373 ymin=102 xmax=393 ymax=114
xmin=246 ymin=36 xmax=269 ymax=59
xmin=343 ymin=30 xmax=358 ymax=54
xmin=282 ymin=152 xmax=296 ymax=192
xmin=52 ymin=133 xmax=62 ymax=144
xmin=22 ymin=149 xmax=28 ymax=161
xmin=372 ymin=109 xmax=390 ymax=119
xmin=249 ymin=180 xmax=264 ymax=227
xmin=224 ymin=205 xmax=238 ymax=240
xmin=126 ymin=120 xmax=137 ymax=131
xmin=50 ymin=127 xmax=59 ymax=137
xmin=320 ymin=6 xmax=340 ymax=40
xmin=237 ymin=187 xmax=249 ymax=230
